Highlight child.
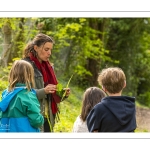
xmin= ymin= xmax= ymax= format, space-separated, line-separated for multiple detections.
xmin=0 ymin=60 xmax=44 ymax=132
xmin=72 ymin=87 xmax=106 ymax=132
xmin=86 ymin=67 xmax=136 ymax=132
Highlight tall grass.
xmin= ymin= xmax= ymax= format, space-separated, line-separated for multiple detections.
xmin=0 ymin=74 xmax=149 ymax=132
xmin=54 ymin=86 xmax=83 ymax=132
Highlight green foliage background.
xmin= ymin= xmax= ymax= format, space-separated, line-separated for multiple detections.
xmin=1 ymin=18 xmax=150 ymax=132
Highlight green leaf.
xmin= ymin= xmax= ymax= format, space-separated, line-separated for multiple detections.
xmin=56 ymin=83 xmax=64 ymax=97
xmin=61 ymin=74 xmax=74 ymax=100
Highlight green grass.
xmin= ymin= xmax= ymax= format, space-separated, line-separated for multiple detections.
xmin=1 ymin=76 xmax=150 ymax=133
xmin=54 ymin=86 xmax=83 ymax=132
xmin=53 ymin=86 xmax=150 ymax=133
xmin=135 ymin=128 xmax=148 ymax=132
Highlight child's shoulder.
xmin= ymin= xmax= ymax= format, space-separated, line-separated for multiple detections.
xmin=16 ymin=89 xmax=39 ymax=104
xmin=17 ymin=88 xmax=36 ymax=99
xmin=93 ymin=101 xmax=106 ymax=111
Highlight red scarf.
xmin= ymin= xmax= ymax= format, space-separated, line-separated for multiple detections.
xmin=30 ymin=53 xmax=61 ymax=114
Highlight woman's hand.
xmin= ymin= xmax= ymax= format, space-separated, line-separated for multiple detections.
xmin=63 ymin=88 xmax=71 ymax=97
xmin=44 ymin=84 xmax=57 ymax=94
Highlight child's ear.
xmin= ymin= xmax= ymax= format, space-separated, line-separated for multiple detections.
xmin=102 ymin=85 xmax=106 ymax=92
xmin=123 ymin=81 xmax=126 ymax=88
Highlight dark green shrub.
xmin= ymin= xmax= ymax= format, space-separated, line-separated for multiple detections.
xmin=137 ymin=92 xmax=150 ymax=107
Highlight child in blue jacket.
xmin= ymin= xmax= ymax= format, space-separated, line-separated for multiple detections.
xmin=0 ymin=60 xmax=44 ymax=132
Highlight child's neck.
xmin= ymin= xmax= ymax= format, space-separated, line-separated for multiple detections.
xmin=107 ymin=92 xmax=122 ymax=96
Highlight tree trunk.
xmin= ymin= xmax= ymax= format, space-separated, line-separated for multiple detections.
xmin=85 ymin=18 xmax=107 ymax=86
xmin=1 ymin=21 xmax=12 ymax=67
xmin=11 ymin=18 xmax=25 ymax=60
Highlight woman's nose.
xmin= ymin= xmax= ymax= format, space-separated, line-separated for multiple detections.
xmin=48 ymin=50 xmax=51 ymax=55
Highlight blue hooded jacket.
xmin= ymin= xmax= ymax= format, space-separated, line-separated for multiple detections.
xmin=0 ymin=84 xmax=44 ymax=132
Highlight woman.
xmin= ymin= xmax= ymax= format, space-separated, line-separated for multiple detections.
xmin=22 ymin=33 xmax=70 ymax=132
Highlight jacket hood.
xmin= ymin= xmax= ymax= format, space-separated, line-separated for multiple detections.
xmin=102 ymin=96 xmax=135 ymax=125
xmin=0 ymin=87 xmax=26 ymax=112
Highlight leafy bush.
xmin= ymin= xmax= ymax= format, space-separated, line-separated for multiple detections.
xmin=137 ymin=92 xmax=150 ymax=107
xmin=0 ymin=80 xmax=8 ymax=91
xmin=0 ymin=66 xmax=10 ymax=96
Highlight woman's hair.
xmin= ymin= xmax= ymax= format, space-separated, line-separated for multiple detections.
xmin=98 ymin=67 xmax=126 ymax=94
xmin=23 ymin=33 xmax=54 ymax=58
xmin=8 ymin=60 xmax=35 ymax=91
xmin=80 ymin=87 xmax=106 ymax=121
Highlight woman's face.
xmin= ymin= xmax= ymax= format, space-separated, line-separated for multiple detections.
xmin=34 ymin=42 xmax=53 ymax=62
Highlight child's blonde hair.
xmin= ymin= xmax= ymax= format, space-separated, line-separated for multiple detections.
xmin=98 ymin=67 xmax=126 ymax=94
xmin=8 ymin=60 xmax=35 ymax=91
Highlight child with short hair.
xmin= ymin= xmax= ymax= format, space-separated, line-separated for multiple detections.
xmin=0 ymin=60 xmax=44 ymax=132
xmin=72 ymin=87 xmax=106 ymax=132
xmin=87 ymin=67 xmax=136 ymax=132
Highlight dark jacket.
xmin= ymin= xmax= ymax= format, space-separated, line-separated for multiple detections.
xmin=23 ymin=57 xmax=57 ymax=132
xmin=86 ymin=96 xmax=136 ymax=132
